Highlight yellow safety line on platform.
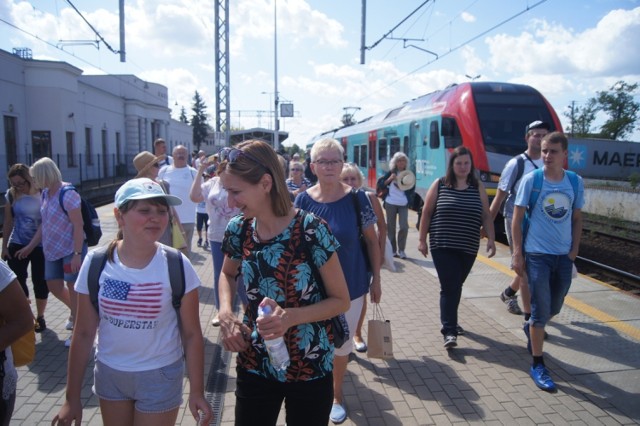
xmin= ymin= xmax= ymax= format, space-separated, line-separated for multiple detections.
xmin=477 ymin=255 xmax=640 ymax=341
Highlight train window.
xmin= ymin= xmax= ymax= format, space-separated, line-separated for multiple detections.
xmin=353 ymin=145 xmax=360 ymax=165
xmin=359 ymin=144 xmax=368 ymax=167
xmin=390 ymin=137 xmax=401 ymax=157
xmin=430 ymin=122 xmax=440 ymax=149
xmin=378 ymin=138 xmax=387 ymax=163
xmin=403 ymin=136 xmax=409 ymax=154
xmin=441 ymin=117 xmax=462 ymax=148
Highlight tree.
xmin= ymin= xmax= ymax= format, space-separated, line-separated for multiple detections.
xmin=190 ymin=91 xmax=209 ymax=149
xmin=179 ymin=106 xmax=188 ymax=123
xmin=596 ymin=81 xmax=639 ymax=140
xmin=288 ymin=144 xmax=301 ymax=156
xmin=564 ymin=99 xmax=598 ymax=137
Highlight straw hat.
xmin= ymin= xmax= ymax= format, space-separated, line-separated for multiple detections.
xmin=133 ymin=151 xmax=165 ymax=178
xmin=396 ymin=170 xmax=416 ymax=191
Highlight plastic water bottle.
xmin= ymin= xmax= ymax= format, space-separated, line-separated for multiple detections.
xmin=258 ymin=304 xmax=290 ymax=371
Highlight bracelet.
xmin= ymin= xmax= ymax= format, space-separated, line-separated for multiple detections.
xmin=73 ymin=251 xmax=82 ymax=256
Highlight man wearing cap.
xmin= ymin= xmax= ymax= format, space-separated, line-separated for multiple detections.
xmin=489 ymin=120 xmax=549 ymax=317
xmin=153 ymin=138 xmax=173 ymax=168
xmin=158 ymin=145 xmax=199 ymax=256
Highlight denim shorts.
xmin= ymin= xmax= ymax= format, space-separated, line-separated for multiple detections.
xmin=93 ymin=358 xmax=184 ymax=413
xmin=526 ymin=253 xmax=573 ymax=327
xmin=44 ymin=245 xmax=87 ymax=282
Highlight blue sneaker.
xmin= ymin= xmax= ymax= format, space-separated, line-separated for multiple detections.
xmin=523 ymin=322 xmax=532 ymax=355
xmin=530 ymin=364 xmax=557 ymax=392
xmin=330 ymin=403 xmax=347 ymax=424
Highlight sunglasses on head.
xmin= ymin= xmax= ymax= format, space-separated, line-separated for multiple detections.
xmin=218 ymin=147 xmax=271 ymax=175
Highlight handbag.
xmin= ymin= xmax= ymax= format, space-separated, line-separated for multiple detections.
xmin=0 ymin=318 xmax=35 ymax=367
xmin=171 ymin=220 xmax=187 ymax=251
xmin=382 ymin=237 xmax=396 ymax=272
xmin=367 ymin=303 xmax=393 ymax=359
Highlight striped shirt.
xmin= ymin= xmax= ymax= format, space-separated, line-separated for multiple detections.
xmin=428 ymin=181 xmax=483 ymax=255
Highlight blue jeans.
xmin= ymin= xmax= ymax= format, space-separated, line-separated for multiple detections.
xmin=431 ymin=248 xmax=476 ymax=337
xmin=526 ymin=253 xmax=573 ymax=328
xmin=211 ymin=241 xmax=248 ymax=310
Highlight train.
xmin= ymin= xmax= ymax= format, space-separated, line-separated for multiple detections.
xmin=308 ymin=81 xmax=640 ymax=198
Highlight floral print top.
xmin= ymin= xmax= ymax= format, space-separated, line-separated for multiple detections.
xmin=222 ymin=210 xmax=340 ymax=382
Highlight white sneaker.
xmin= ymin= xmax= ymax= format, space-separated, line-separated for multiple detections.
xmin=65 ymin=319 xmax=74 ymax=330
xmin=65 ymin=337 xmax=72 ymax=348
xmin=398 ymin=251 xmax=407 ymax=259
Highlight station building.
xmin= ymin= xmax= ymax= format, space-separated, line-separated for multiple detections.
xmin=0 ymin=47 xmax=193 ymax=193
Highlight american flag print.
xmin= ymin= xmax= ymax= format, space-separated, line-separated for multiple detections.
xmin=101 ymin=278 xmax=163 ymax=319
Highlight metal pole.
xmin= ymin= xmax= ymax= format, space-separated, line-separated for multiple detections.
xmin=273 ymin=0 xmax=280 ymax=150
xmin=119 ymin=0 xmax=125 ymax=62
xmin=360 ymin=0 xmax=366 ymax=64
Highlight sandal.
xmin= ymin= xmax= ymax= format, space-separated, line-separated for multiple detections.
xmin=35 ymin=316 xmax=47 ymax=333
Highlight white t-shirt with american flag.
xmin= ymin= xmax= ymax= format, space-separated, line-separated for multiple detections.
xmin=75 ymin=244 xmax=200 ymax=372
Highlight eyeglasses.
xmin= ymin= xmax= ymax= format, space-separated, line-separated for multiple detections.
xmin=218 ymin=147 xmax=271 ymax=175
xmin=10 ymin=180 xmax=28 ymax=189
xmin=291 ymin=168 xmax=303 ymax=172
xmin=313 ymin=159 xmax=343 ymax=167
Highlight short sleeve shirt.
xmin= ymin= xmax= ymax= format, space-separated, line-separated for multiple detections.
xmin=5 ymin=192 xmax=42 ymax=246
xmin=222 ymin=210 xmax=339 ymax=382
xmin=497 ymin=154 xmax=543 ymax=218
xmin=201 ymin=177 xmax=241 ymax=242
xmin=0 ymin=261 xmax=19 ymax=399
xmin=41 ymin=184 xmax=81 ymax=261
xmin=294 ymin=189 xmax=377 ymax=300
xmin=515 ymin=171 xmax=585 ymax=254
xmin=75 ymin=245 xmax=200 ymax=372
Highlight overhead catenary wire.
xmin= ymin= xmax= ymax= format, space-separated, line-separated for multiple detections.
xmin=63 ymin=0 xmax=120 ymax=55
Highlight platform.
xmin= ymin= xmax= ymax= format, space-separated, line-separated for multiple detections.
xmin=8 ymin=205 xmax=640 ymax=425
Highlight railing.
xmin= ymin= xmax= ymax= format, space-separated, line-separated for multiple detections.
xmin=1 ymin=153 xmax=136 ymax=193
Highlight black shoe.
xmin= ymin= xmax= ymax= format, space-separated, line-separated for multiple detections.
xmin=35 ymin=316 xmax=46 ymax=333
xmin=456 ymin=325 xmax=465 ymax=336
xmin=444 ymin=335 xmax=457 ymax=349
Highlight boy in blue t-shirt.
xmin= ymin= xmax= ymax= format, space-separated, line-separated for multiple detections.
xmin=511 ymin=132 xmax=584 ymax=393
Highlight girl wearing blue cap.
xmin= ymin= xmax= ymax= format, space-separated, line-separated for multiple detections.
xmin=53 ymin=178 xmax=212 ymax=426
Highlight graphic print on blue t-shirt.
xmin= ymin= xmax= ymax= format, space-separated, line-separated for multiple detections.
xmin=540 ymin=190 xmax=572 ymax=222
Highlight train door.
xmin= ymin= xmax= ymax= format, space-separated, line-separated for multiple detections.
xmin=418 ymin=119 xmax=447 ymax=187
xmin=367 ymin=130 xmax=377 ymax=188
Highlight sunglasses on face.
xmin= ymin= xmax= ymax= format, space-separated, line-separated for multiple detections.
xmin=218 ymin=147 xmax=271 ymax=175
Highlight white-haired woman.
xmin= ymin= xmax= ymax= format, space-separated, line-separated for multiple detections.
xmin=379 ymin=152 xmax=414 ymax=259
xmin=340 ymin=162 xmax=387 ymax=353
xmin=295 ymin=139 xmax=381 ymax=424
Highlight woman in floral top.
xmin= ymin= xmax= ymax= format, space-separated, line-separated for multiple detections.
xmin=217 ymin=140 xmax=350 ymax=426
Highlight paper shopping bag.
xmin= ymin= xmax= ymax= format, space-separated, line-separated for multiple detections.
xmin=367 ymin=303 xmax=393 ymax=359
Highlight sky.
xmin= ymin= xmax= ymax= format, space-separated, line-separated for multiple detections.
xmin=2 ymin=0 xmax=640 ymax=147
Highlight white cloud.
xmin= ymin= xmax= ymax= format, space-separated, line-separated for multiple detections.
xmin=461 ymin=12 xmax=476 ymax=23
xmin=486 ymin=7 xmax=640 ymax=78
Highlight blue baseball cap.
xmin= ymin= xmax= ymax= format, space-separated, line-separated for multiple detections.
xmin=115 ymin=178 xmax=182 ymax=208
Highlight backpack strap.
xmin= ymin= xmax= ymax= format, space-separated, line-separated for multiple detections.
xmin=87 ymin=246 xmax=110 ymax=313
xmin=58 ymin=185 xmax=75 ymax=216
xmin=164 ymin=246 xmax=186 ymax=311
xmin=565 ymin=170 xmax=579 ymax=209
xmin=527 ymin=168 xmax=545 ymax=214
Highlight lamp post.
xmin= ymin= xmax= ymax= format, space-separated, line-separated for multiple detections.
xmin=273 ymin=0 xmax=280 ymax=150
xmin=261 ymin=91 xmax=273 ymax=129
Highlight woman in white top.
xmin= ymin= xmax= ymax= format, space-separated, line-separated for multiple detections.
xmin=52 ymin=178 xmax=212 ymax=426
xmin=0 ymin=259 xmax=33 ymax=425
xmin=190 ymin=159 xmax=248 ymax=326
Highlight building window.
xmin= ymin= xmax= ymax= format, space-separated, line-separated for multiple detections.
xmin=66 ymin=132 xmax=76 ymax=167
xmin=115 ymin=132 xmax=122 ymax=165
xmin=32 ymin=131 xmax=52 ymax=160
xmin=85 ymin=127 xmax=93 ymax=165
